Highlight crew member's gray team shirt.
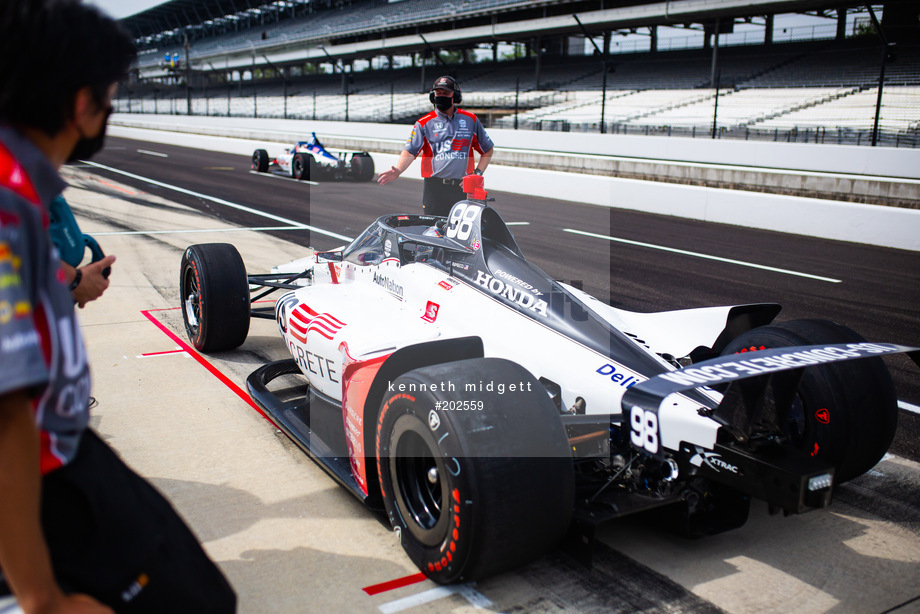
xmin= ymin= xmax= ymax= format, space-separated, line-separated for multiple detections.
xmin=404 ymin=108 xmax=494 ymax=178
xmin=0 ymin=125 xmax=91 ymax=474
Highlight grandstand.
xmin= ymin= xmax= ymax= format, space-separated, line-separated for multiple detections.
xmin=113 ymin=0 xmax=920 ymax=147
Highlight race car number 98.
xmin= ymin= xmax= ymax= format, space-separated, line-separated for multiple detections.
xmin=630 ymin=406 xmax=659 ymax=455
xmin=446 ymin=203 xmax=481 ymax=242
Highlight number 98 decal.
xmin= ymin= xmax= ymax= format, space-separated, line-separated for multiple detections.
xmin=446 ymin=202 xmax=482 ymax=242
xmin=630 ymin=406 xmax=660 ymax=455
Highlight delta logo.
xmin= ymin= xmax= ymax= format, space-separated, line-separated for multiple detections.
xmin=595 ymin=363 xmax=642 ymax=388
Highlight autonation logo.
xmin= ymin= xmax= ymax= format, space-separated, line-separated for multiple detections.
xmin=373 ymin=272 xmax=403 ymax=299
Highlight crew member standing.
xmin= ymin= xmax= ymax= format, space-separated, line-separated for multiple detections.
xmin=0 ymin=1 xmax=236 ymax=611
xmin=377 ymin=76 xmax=494 ymax=216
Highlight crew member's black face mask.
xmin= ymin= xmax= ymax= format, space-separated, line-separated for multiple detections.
xmin=433 ymin=96 xmax=453 ymax=111
xmin=67 ymin=107 xmax=113 ymax=163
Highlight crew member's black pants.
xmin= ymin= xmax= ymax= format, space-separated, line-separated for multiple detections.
xmin=422 ymin=177 xmax=466 ymax=217
xmin=3 ymin=429 xmax=236 ymax=612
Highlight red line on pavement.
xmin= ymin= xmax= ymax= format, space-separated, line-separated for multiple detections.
xmin=140 ymin=309 xmax=270 ymax=420
xmin=140 ymin=349 xmax=185 ymax=357
xmin=95 ymin=178 xmax=136 ymax=195
xmin=142 ymin=313 xmax=425 ymax=599
xmin=362 ymin=573 xmax=427 ymax=596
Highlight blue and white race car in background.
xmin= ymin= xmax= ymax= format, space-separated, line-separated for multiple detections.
xmin=251 ymin=132 xmax=374 ymax=181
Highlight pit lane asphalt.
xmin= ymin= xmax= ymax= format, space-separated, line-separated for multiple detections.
xmin=91 ymin=136 xmax=920 ymax=462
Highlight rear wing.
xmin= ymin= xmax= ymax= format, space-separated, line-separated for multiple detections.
xmin=621 ymin=342 xmax=918 ymax=513
xmin=623 ymin=342 xmax=917 ymax=458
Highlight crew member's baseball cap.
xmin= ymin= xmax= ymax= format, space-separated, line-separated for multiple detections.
xmin=432 ymin=76 xmax=456 ymax=91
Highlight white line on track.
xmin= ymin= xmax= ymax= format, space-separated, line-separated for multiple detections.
xmin=137 ymin=149 xmax=168 ymax=158
xmin=899 ymin=400 xmax=920 ymax=416
xmin=563 ymin=228 xmax=842 ymax=283
xmin=249 ymin=170 xmax=319 ymax=185
xmin=82 ymin=161 xmax=352 ymax=242
xmin=378 ymin=584 xmax=492 ymax=613
xmin=93 ymin=226 xmax=328 ymax=236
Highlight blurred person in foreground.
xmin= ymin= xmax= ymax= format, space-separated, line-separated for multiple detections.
xmin=0 ymin=1 xmax=236 ymax=612
xmin=376 ymin=75 xmax=494 ymax=216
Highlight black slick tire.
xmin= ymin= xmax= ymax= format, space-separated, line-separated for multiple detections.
xmin=376 ymin=357 xmax=574 ymax=583
xmin=292 ymin=152 xmax=312 ymax=181
xmin=251 ymin=149 xmax=269 ymax=172
xmin=721 ymin=319 xmax=898 ymax=482
xmin=350 ymin=153 xmax=375 ymax=182
xmin=179 ymin=243 xmax=250 ymax=353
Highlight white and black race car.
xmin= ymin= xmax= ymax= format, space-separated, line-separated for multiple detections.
xmin=250 ymin=132 xmax=374 ymax=182
xmin=178 ymin=178 xmax=917 ymax=583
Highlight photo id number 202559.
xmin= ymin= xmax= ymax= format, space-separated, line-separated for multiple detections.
xmin=435 ymin=400 xmax=484 ymax=411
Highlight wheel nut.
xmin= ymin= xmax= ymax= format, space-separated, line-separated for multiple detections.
xmin=427 ymin=467 xmax=439 ymax=484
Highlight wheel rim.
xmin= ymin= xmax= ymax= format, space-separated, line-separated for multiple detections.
xmin=182 ymin=266 xmax=201 ymax=337
xmin=293 ymin=157 xmax=303 ymax=178
xmin=390 ymin=417 xmax=449 ymax=547
xmin=251 ymin=153 xmax=259 ymax=169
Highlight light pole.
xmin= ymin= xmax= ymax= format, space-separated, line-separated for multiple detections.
xmin=184 ymin=34 xmax=191 ymax=115
xmin=865 ymin=4 xmax=891 ymax=147
xmin=574 ymin=15 xmax=609 ymax=134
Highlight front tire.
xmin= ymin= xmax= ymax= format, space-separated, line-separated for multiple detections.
xmin=721 ymin=319 xmax=897 ymax=482
xmin=376 ymin=358 xmax=574 ymax=583
xmin=251 ymin=149 xmax=269 ymax=172
xmin=350 ymin=153 xmax=375 ymax=182
xmin=179 ymin=243 xmax=250 ymax=352
xmin=292 ymin=152 xmax=312 ymax=181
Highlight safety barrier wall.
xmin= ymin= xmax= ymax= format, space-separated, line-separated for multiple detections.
xmin=113 ymin=113 xmax=920 ymax=177
xmin=108 ymin=114 xmax=920 ymax=251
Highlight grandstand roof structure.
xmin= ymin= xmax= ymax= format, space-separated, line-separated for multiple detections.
xmin=123 ymin=0 xmax=304 ymax=40
xmin=121 ymin=0 xmax=886 ymax=40
xmin=115 ymin=0 xmax=918 ymax=148
xmin=123 ymin=0 xmax=917 ymax=80
xmin=122 ymin=0 xmax=860 ymax=39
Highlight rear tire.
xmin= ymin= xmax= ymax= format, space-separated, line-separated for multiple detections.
xmin=376 ymin=357 xmax=573 ymax=583
xmin=180 ymin=243 xmax=250 ymax=352
xmin=721 ymin=319 xmax=897 ymax=482
xmin=251 ymin=149 xmax=269 ymax=172
xmin=350 ymin=153 xmax=375 ymax=182
xmin=292 ymin=152 xmax=312 ymax=181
